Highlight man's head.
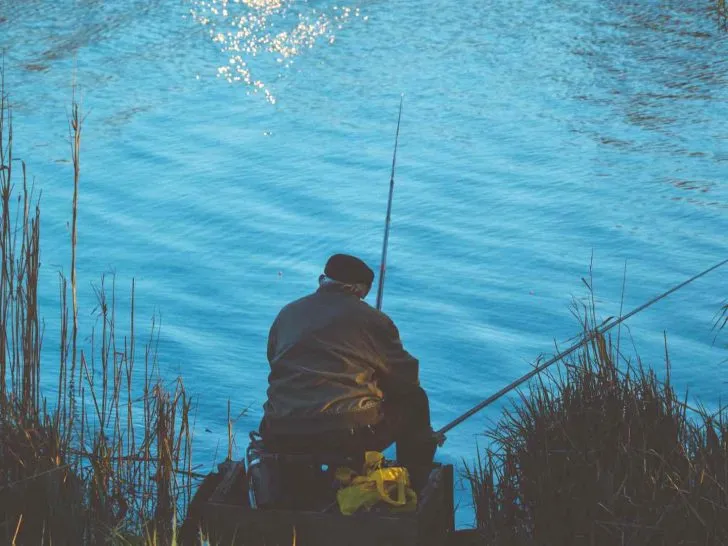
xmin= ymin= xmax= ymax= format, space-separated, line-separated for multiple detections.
xmin=320 ymin=254 xmax=374 ymax=299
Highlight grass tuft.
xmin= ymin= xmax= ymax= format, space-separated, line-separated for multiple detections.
xmin=466 ymin=294 xmax=728 ymax=545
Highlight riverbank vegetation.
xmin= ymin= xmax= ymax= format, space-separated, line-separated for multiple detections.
xmin=1 ymin=74 xmax=726 ymax=545
xmin=465 ymin=301 xmax=728 ymax=545
xmin=0 ymin=77 xmax=194 ymax=545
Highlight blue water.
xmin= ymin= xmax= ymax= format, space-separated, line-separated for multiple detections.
xmin=1 ymin=0 xmax=727 ymax=528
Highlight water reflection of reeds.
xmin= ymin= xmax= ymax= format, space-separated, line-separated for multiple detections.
xmin=715 ymin=0 xmax=727 ymax=29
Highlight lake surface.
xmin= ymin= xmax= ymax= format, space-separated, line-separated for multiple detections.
xmin=1 ymin=0 xmax=727 ymax=527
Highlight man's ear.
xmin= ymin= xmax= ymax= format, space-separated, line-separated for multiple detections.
xmin=318 ymin=274 xmax=326 ymax=286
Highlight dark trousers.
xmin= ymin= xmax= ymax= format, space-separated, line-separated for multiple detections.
xmin=260 ymin=386 xmax=436 ymax=469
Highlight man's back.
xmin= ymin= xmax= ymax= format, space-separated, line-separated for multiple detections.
xmin=263 ymin=284 xmax=418 ymax=435
xmin=259 ymin=253 xmax=434 ymax=468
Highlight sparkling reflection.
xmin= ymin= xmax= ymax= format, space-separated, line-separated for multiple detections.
xmin=190 ymin=0 xmax=365 ymax=103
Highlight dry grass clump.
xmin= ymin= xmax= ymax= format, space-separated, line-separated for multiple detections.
xmin=466 ymin=300 xmax=728 ymax=545
xmin=0 ymin=74 xmax=195 ymax=545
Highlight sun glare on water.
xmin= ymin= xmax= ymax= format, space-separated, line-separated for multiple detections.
xmin=190 ymin=0 xmax=365 ymax=104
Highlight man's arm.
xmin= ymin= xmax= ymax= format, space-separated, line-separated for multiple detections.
xmin=376 ymin=315 xmax=420 ymax=395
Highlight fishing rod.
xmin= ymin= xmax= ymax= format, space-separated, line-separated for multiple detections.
xmin=376 ymin=95 xmax=404 ymax=311
xmin=435 ymin=257 xmax=728 ymax=443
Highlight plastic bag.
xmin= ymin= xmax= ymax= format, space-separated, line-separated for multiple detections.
xmin=335 ymin=451 xmax=417 ymax=515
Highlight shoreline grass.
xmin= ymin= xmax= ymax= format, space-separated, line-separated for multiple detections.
xmin=1 ymin=73 xmax=195 ymax=545
xmin=465 ymin=296 xmax=728 ymax=545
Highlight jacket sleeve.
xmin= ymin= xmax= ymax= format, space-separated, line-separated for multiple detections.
xmin=375 ymin=314 xmax=420 ymax=394
xmin=267 ymin=316 xmax=279 ymax=365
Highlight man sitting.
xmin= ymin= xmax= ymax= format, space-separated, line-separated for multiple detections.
xmin=259 ymin=254 xmax=436 ymax=470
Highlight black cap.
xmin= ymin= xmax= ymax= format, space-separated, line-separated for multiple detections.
xmin=324 ymin=254 xmax=374 ymax=286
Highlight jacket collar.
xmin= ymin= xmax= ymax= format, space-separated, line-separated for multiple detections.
xmin=317 ymin=282 xmax=362 ymax=298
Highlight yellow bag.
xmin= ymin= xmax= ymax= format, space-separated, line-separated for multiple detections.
xmin=335 ymin=451 xmax=417 ymax=515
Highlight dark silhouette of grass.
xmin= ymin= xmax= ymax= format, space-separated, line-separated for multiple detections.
xmin=0 ymin=71 xmax=195 ymax=545
xmin=465 ymin=295 xmax=727 ymax=545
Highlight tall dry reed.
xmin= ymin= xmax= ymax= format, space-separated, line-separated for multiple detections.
xmin=0 ymin=71 xmax=197 ymax=545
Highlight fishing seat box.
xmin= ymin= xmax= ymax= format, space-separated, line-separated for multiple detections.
xmin=198 ymin=460 xmax=454 ymax=546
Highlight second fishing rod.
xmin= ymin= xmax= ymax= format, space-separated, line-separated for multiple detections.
xmin=374 ymin=100 xmax=728 ymax=445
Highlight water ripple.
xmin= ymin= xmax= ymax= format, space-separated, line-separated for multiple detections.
xmin=190 ymin=0 xmax=366 ymax=103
